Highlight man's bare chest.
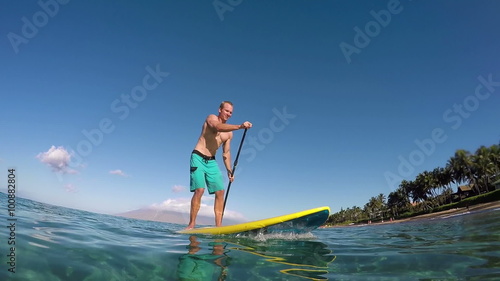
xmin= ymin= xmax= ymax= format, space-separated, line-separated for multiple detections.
xmin=216 ymin=132 xmax=230 ymax=144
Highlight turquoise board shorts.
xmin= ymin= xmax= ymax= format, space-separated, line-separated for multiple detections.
xmin=190 ymin=150 xmax=224 ymax=194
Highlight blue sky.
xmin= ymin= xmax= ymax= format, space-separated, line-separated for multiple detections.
xmin=1 ymin=0 xmax=499 ymax=223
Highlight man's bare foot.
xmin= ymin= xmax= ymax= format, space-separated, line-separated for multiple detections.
xmin=185 ymin=225 xmax=195 ymax=230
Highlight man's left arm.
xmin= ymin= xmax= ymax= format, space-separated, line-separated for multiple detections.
xmin=222 ymin=136 xmax=233 ymax=181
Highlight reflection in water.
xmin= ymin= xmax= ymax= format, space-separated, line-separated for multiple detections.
xmin=177 ymin=235 xmax=336 ymax=280
xmin=227 ymin=237 xmax=336 ymax=280
xmin=177 ymin=236 xmax=228 ymax=281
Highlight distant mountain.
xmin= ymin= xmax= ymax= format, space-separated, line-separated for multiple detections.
xmin=116 ymin=207 xmax=245 ymax=226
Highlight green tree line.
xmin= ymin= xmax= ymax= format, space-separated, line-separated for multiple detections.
xmin=326 ymin=143 xmax=500 ymax=225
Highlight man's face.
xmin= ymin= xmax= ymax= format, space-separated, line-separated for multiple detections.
xmin=219 ymin=104 xmax=233 ymax=122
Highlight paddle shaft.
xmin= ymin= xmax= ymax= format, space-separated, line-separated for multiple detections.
xmin=222 ymin=128 xmax=248 ymax=219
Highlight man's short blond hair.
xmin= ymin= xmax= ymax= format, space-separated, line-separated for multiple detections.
xmin=219 ymin=101 xmax=233 ymax=109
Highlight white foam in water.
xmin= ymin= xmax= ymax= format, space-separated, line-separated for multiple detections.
xmin=235 ymin=231 xmax=316 ymax=242
xmin=440 ymin=211 xmax=471 ymax=219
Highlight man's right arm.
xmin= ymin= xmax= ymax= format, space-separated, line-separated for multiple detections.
xmin=206 ymin=115 xmax=249 ymax=132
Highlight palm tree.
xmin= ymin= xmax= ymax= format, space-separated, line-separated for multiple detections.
xmin=397 ymin=185 xmax=410 ymax=211
xmin=487 ymin=144 xmax=500 ymax=180
xmin=447 ymin=149 xmax=474 ymax=191
xmin=405 ymin=180 xmax=419 ymax=204
xmin=363 ymin=194 xmax=387 ymax=220
xmin=414 ymin=174 xmax=429 ymax=201
xmin=364 ymin=196 xmax=379 ymax=221
xmin=415 ymin=171 xmax=437 ymax=209
xmin=350 ymin=206 xmax=363 ymax=222
xmin=376 ymin=193 xmax=387 ymax=219
xmin=363 ymin=201 xmax=373 ymax=221
xmin=473 ymin=145 xmax=500 ymax=192
xmin=398 ymin=180 xmax=413 ymax=204
xmin=388 ymin=186 xmax=410 ymax=218
xmin=432 ymin=167 xmax=452 ymax=197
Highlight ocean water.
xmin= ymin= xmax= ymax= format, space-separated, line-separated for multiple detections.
xmin=1 ymin=194 xmax=499 ymax=281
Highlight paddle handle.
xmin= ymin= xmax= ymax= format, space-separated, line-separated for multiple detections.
xmin=222 ymin=128 xmax=248 ymax=218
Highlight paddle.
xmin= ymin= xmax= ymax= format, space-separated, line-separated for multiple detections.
xmin=222 ymin=128 xmax=248 ymax=220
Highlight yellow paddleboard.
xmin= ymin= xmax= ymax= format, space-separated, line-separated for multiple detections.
xmin=178 ymin=206 xmax=330 ymax=235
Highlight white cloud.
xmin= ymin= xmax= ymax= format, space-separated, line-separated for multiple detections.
xmin=151 ymin=197 xmax=192 ymax=213
xmin=37 ymin=146 xmax=77 ymax=174
xmin=150 ymin=197 xmax=246 ymax=221
xmin=171 ymin=185 xmax=186 ymax=193
xmin=109 ymin=169 xmax=128 ymax=177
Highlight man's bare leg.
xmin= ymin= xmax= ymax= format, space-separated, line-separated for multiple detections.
xmin=186 ymin=188 xmax=204 ymax=229
xmin=214 ymin=189 xmax=225 ymax=227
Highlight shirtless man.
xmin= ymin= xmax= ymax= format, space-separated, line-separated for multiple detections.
xmin=186 ymin=101 xmax=252 ymax=229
